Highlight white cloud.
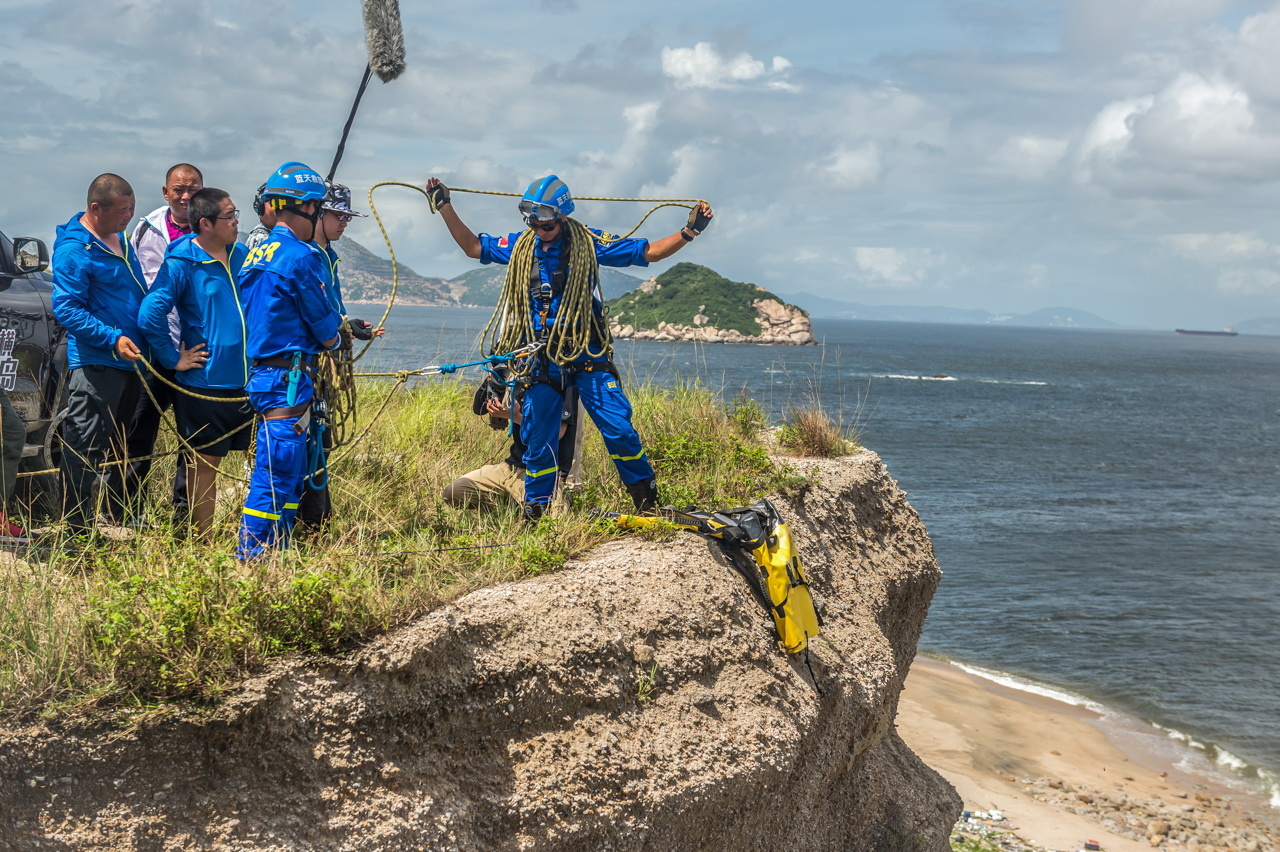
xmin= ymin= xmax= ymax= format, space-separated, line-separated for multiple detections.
xmin=821 ymin=143 xmax=882 ymax=190
xmin=1061 ymin=0 xmax=1233 ymax=52
xmin=853 ymin=247 xmax=943 ymax=289
xmin=1164 ymin=232 xmax=1276 ymax=263
xmin=1216 ymin=267 xmax=1280 ymax=295
xmin=1162 ymin=232 xmax=1280 ymax=298
xmin=660 ymin=43 xmax=795 ymax=90
xmin=991 ymin=135 xmax=1069 ymax=181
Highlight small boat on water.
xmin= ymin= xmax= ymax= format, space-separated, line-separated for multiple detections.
xmin=1175 ymin=327 xmax=1238 ymax=337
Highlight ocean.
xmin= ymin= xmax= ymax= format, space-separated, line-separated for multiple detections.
xmin=359 ymin=307 xmax=1280 ymax=806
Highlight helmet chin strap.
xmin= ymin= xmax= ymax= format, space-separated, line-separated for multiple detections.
xmin=281 ymin=203 xmax=321 ymax=239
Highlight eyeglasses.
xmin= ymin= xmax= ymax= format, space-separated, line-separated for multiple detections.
xmin=519 ymin=200 xmax=561 ymax=221
xmin=525 ymin=217 xmax=559 ymax=233
xmin=216 ymin=209 xmax=241 ymax=220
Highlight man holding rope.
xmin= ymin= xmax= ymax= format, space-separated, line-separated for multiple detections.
xmin=138 ymin=188 xmax=252 ymax=539
xmin=52 ymin=174 xmax=148 ymax=536
xmin=236 ymin=162 xmax=342 ymax=560
xmin=424 ymin=174 xmax=712 ymax=520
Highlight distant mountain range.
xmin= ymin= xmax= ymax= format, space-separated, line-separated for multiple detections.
xmin=778 ymin=291 xmax=1120 ymax=329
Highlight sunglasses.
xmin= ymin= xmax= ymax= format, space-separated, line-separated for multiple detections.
xmin=525 ymin=218 xmax=560 ymax=233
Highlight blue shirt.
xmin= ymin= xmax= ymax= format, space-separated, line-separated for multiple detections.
xmin=478 ymin=227 xmax=648 ymax=340
xmin=52 ymin=213 xmax=151 ymax=370
xmin=138 ymin=234 xmax=250 ymax=389
xmin=238 ymin=225 xmax=342 ymax=360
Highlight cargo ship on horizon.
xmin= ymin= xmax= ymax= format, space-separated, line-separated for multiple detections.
xmin=1175 ymin=327 xmax=1238 ymax=336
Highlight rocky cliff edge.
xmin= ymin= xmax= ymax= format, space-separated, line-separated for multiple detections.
xmin=0 ymin=451 xmax=959 ymax=851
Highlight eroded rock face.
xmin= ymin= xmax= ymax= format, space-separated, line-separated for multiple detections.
xmin=0 ymin=452 xmax=958 ymax=851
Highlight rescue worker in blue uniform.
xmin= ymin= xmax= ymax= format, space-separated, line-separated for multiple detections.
xmin=425 ymin=174 xmax=713 ymax=519
xmin=294 ymin=181 xmax=382 ymax=537
xmin=236 ymin=162 xmax=343 ymax=560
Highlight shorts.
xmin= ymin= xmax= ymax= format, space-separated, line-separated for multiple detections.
xmin=174 ymin=386 xmax=254 ymax=458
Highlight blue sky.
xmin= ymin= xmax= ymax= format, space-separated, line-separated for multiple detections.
xmin=4 ymin=0 xmax=1280 ymax=328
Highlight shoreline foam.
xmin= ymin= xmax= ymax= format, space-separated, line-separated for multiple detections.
xmin=897 ymin=655 xmax=1279 ymax=851
xmin=930 ymin=655 xmax=1279 ymax=811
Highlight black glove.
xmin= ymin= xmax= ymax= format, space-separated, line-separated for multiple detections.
xmin=347 ymin=318 xmax=374 ymax=341
xmin=686 ymin=204 xmax=713 ymax=235
xmin=426 ymin=182 xmax=450 ymax=210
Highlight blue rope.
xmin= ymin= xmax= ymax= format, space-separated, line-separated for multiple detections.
xmin=306 ymin=420 xmax=329 ymax=491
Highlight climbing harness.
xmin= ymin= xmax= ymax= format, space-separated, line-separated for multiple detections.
xmin=600 ymin=499 xmax=823 ymax=655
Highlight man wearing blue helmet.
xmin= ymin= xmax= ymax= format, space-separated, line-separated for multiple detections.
xmin=425 ymin=174 xmax=713 ymax=519
xmin=236 ymin=162 xmax=343 ymax=560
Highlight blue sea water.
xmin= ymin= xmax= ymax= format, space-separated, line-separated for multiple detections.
xmin=361 ymin=308 xmax=1280 ymax=804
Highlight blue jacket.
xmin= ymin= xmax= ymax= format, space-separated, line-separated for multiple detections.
xmin=138 ymin=234 xmax=251 ymax=390
xmin=238 ymin=225 xmax=342 ymax=360
xmin=52 ymin=213 xmax=150 ymax=370
xmin=479 ymin=227 xmax=648 ymax=340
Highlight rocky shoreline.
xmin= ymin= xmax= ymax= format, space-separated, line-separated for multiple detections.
xmin=609 ymin=293 xmax=816 ymax=345
xmin=1019 ymin=777 xmax=1276 ymax=851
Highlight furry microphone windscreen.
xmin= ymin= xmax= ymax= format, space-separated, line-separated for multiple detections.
xmin=363 ymin=0 xmax=406 ymax=82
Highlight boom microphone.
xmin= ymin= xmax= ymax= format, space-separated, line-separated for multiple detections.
xmin=329 ymin=0 xmax=407 ymax=180
xmin=362 ymin=0 xmax=406 ymax=83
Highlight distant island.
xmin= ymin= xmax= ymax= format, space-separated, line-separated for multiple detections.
xmin=607 ymin=263 xmax=815 ymax=345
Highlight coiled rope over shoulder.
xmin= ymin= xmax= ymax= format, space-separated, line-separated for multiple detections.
xmin=364 ymin=182 xmax=709 ymax=375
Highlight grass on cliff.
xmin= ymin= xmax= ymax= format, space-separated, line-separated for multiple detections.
xmin=0 ymin=379 xmax=805 ymax=718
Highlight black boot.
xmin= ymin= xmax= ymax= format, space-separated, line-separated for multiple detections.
xmin=624 ymin=478 xmax=659 ymax=513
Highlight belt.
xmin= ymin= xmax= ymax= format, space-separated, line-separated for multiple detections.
xmin=253 ymin=355 xmax=312 ymax=369
xmin=263 ymin=403 xmax=311 ymax=420
xmin=263 ymin=402 xmax=312 ymax=434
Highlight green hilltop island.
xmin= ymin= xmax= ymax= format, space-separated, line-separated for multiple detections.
xmin=606 ymin=262 xmax=816 ymax=345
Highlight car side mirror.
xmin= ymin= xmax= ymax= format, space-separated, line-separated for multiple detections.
xmin=12 ymin=238 xmax=50 ymax=274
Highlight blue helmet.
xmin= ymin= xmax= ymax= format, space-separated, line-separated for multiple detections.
xmin=261 ymin=161 xmax=327 ymax=205
xmin=519 ymin=175 xmax=574 ymax=221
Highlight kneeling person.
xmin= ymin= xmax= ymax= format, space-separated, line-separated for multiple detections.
xmin=138 ymin=188 xmax=252 ymax=538
xmin=444 ymin=369 xmax=578 ymax=510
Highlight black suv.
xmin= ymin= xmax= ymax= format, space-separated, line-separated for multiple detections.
xmin=0 ymin=230 xmax=68 ymax=507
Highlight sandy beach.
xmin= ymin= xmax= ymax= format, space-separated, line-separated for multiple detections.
xmin=896 ymin=656 xmax=1279 ymax=852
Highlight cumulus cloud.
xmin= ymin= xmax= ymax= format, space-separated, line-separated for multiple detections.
xmin=1162 ymin=232 xmax=1280 ymax=297
xmin=852 ymin=247 xmax=944 ymax=290
xmin=821 ymin=143 xmax=883 ymax=190
xmin=660 ymin=43 xmax=795 ymax=90
xmin=1075 ymin=72 xmax=1280 ymax=192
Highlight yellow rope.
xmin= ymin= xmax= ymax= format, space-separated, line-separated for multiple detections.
xmin=364 ymin=181 xmax=710 ymax=376
xmin=479 ymin=219 xmax=612 ymax=370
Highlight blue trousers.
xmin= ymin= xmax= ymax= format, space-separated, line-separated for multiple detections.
xmin=521 ymin=367 xmax=653 ymax=505
xmin=237 ymin=366 xmax=311 ymax=560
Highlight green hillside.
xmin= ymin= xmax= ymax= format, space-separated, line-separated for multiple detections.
xmin=333 ymin=237 xmax=455 ymax=305
xmin=450 ymin=266 xmax=645 ymax=307
xmin=606 ymin=263 xmax=792 ymax=337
